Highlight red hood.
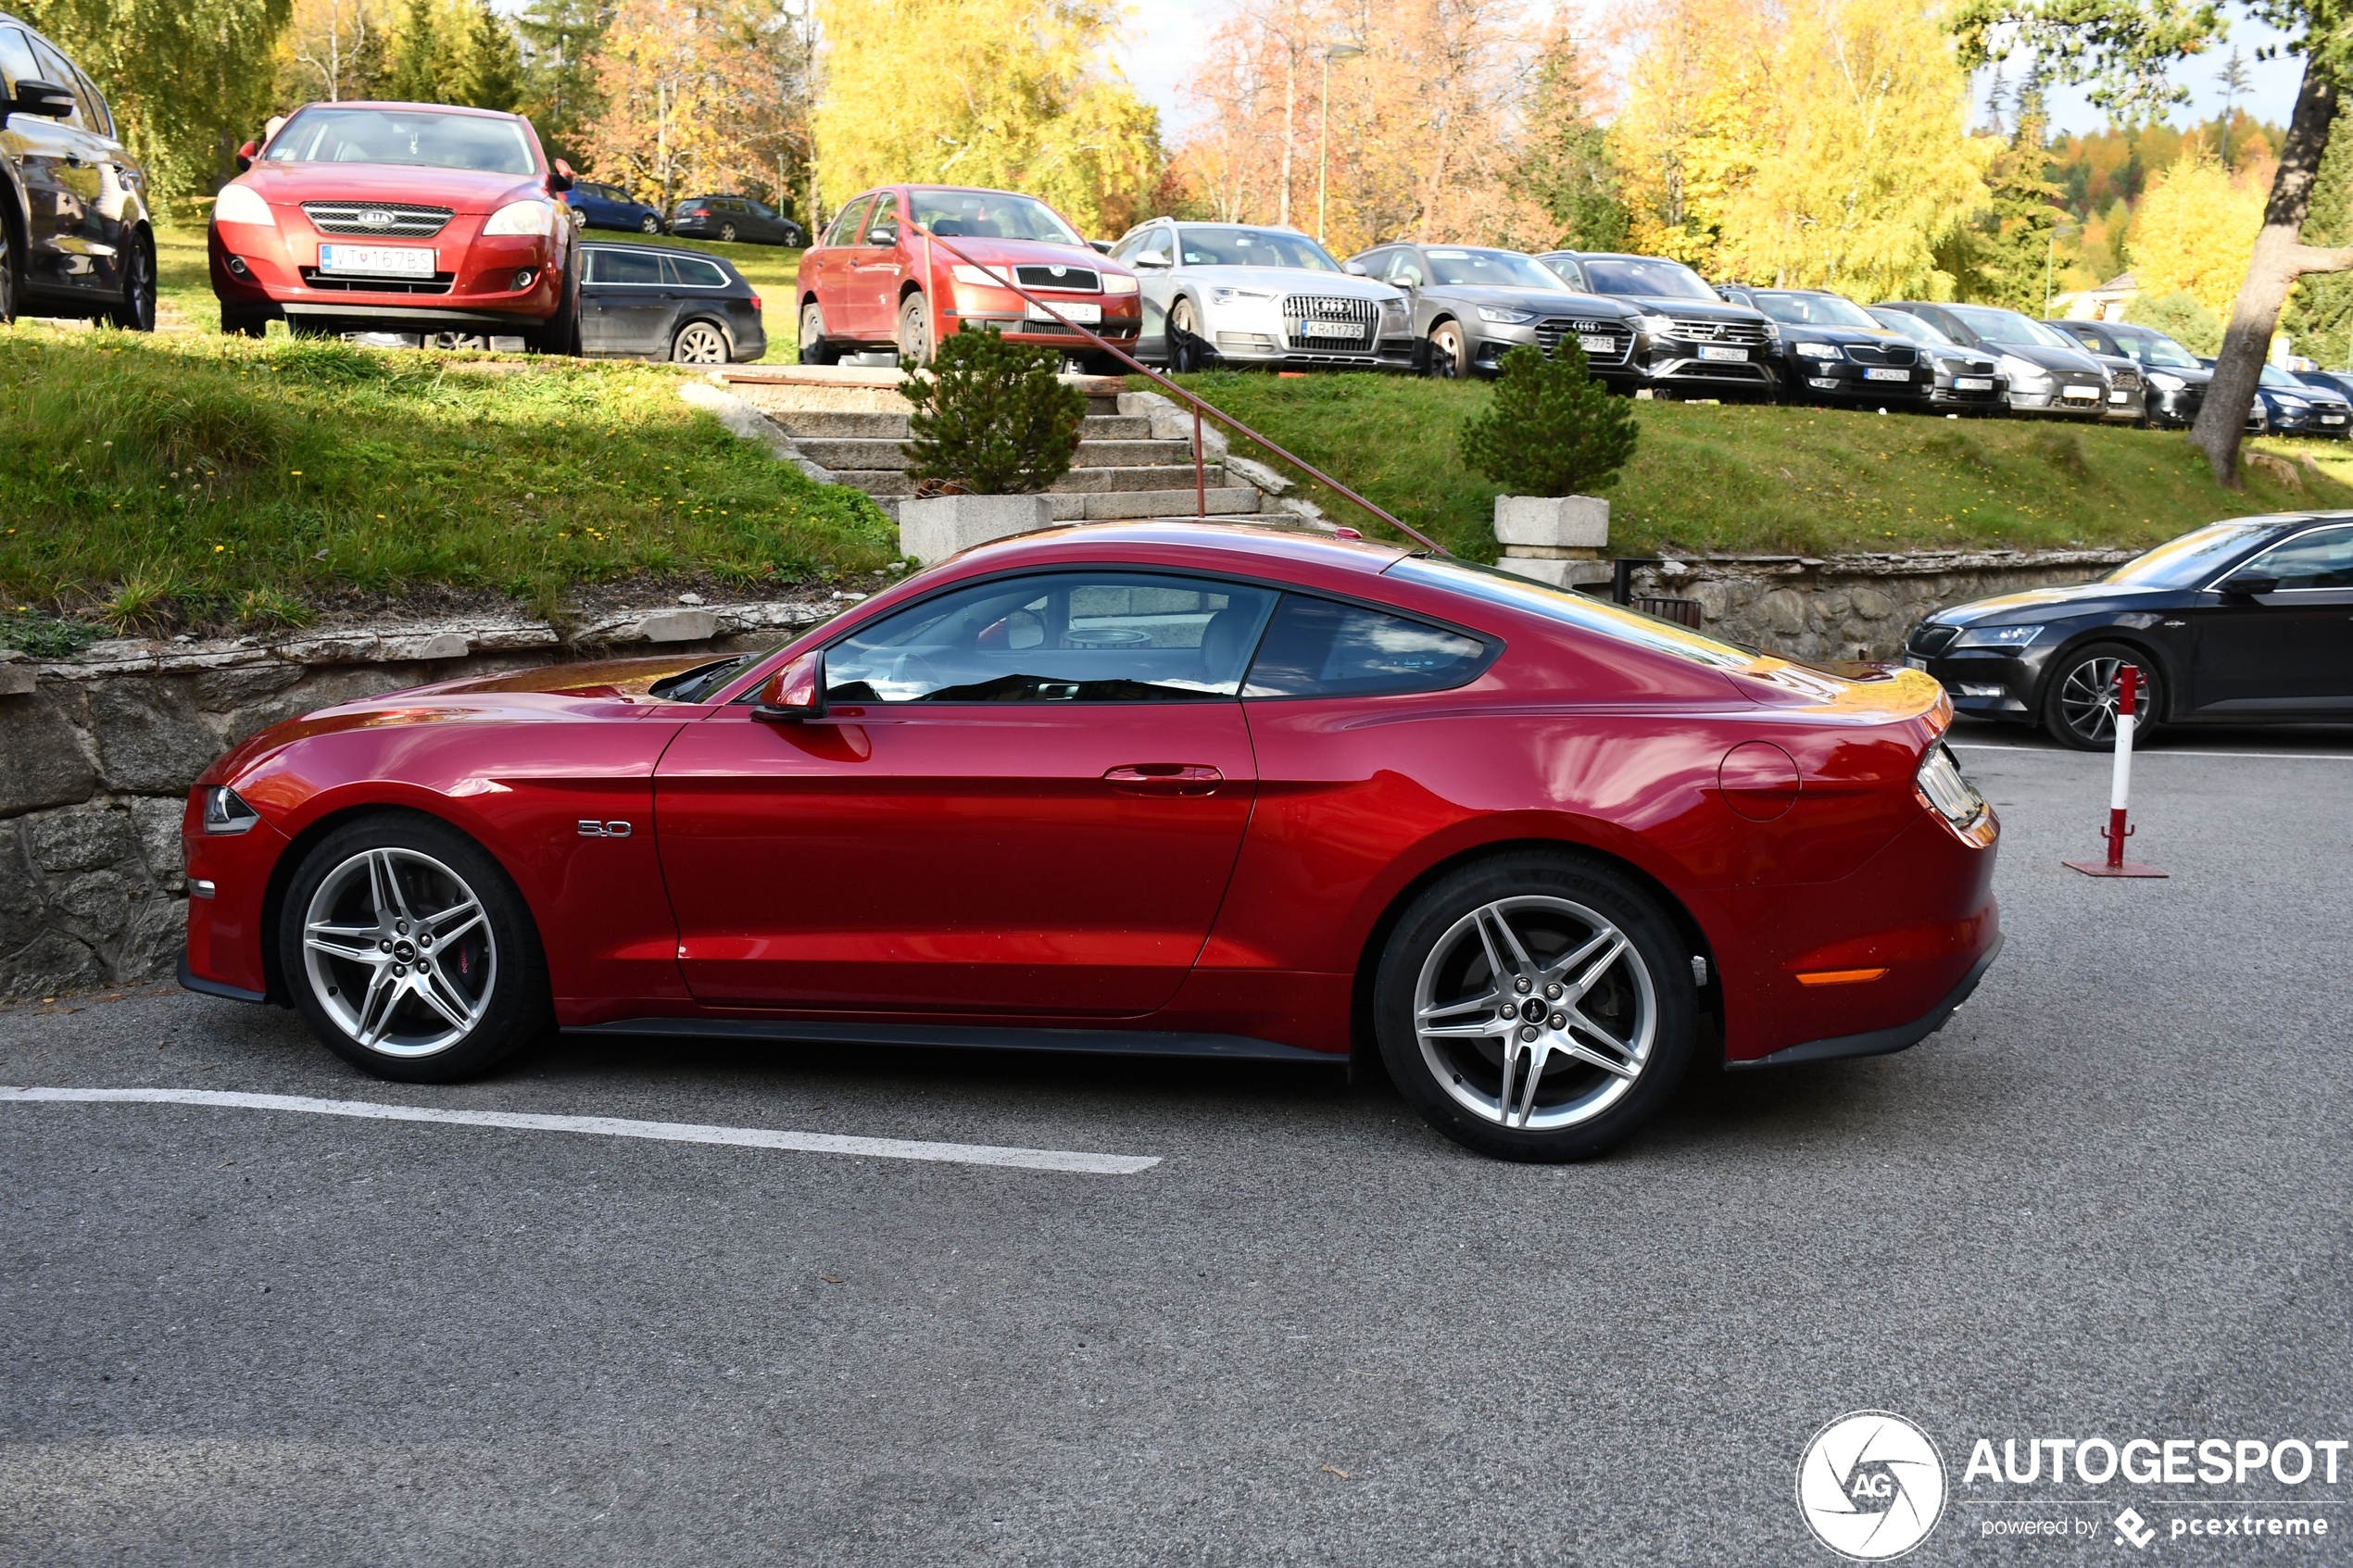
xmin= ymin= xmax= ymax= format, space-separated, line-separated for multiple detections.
xmin=235 ymin=162 xmax=551 ymax=215
xmin=918 ymin=234 xmax=1132 ymax=279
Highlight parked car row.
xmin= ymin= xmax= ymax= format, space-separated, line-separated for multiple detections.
xmin=558 ymin=180 xmax=808 ymax=246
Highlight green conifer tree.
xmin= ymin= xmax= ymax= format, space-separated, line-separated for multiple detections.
xmin=2283 ymin=100 xmax=2353 ymax=368
xmin=1511 ymin=36 xmax=1629 ymax=253
xmin=454 ymin=0 xmax=522 ymax=111
xmin=1975 ymin=70 xmax=2070 ymax=311
xmin=385 ymin=0 xmax=444 ymax=101
xmin=514 ymin=0 xmax=610 ymax=164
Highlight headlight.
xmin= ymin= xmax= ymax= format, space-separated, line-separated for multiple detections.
xmin=482 ymin=198 xmax=558 ymax=237
xmin=1915 ymin=743 xmax=1988 ymax=830
xmin=1477 ymin=306 xmax=1535 ymax=324
xmin=1103 ymin=273 xmax=1139 ymax=295
xmin=2275 ymin=395 xmax=2309 ymax=410
xmin=951 ymin=263 xmax=1013 ymax=287
xmin=2146 ymin=370 xmax=2186 ymax=392
xmin=1793 ymin=341 xmax=1843 ymax=359
xmin=1636 ymin=313 xmax=1676 ymax=338
xmin=213 ymin=183 xmax=272 ymax=227
xmin=1997 ymin=354 xmax=2048 ymax=384
xmin=1760 ymin=321 xmax=1781 ymax=344
xmin=203 ymin=785 xmax=261 ymax=835
xmin=1952 ymin=623 xmax=2042 ymax=648
xmin=1210 ymin=285 xmax=1278 ymax=306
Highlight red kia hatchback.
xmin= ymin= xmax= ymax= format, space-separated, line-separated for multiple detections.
xmin=798 ymin=184 xmax=1140 ymax=369
xmin=208 ymin=101 xmax=580 ymax=351
xmin=179 ymin=524 xmax=2000 ymax=1161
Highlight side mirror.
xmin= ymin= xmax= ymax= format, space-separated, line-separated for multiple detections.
xmin=234 ymin=139 xmax=259 ymax=172
xmin=866 ymin=225 xmax=898 ymax=246
xmin=13 ymin=79 xmax=76 ymax=119
xmin=2217 ymin=573 xmax=2280 ymax=597
xmin=751 ymin=650 xmax=826 ymax=721
xmin=1089 ymin=239 xmax=1113 ymax=255
xmin=1134 ymin=249 xmax=1171 ymax=269
xmin=548 ymin=157 xmax=574 ymax=194
xmin=1342 ymin=260 xmax=1368 ymax=276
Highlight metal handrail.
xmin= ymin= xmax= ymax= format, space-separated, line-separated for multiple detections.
xmin=907 ymin=223 xmax=1449 ymax=556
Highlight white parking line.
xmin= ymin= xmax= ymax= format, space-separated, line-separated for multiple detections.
xmin=0 ymin=1086 xmax=1160 ymax=1175
xmin=1950 ymin=744 xmax=2353 ymax=761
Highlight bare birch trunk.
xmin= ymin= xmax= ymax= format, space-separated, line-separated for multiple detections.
xmin=2191 ymin=64 xmax=2353 ymax=487
xmin=1279 ymin=48 xmax=1295 ymax=229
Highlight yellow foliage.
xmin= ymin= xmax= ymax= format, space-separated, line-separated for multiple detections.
xmin=1609 ymin=0 xmax=1776 ymax=272
xmin=1719 ymin=0 xmax=1994 ymax=297
xmin=812 ymin=0 xmax=1163 ymax=236
xmin=2129 ymin=151 xmax=2268 ymax=317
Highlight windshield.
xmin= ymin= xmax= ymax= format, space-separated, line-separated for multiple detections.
xmin=265 ymin=107 xmax=537 ymax=174
xmin=2099 ymin=325 xmax=2201 ymax=368
xmin=1424 ymin=248 xmax=1570 ymax=290
xmin=909 ymin=188 xmax=1084 ymax=245
xmin=1945 ymin=305 xmax=2074 ymax=351
xmin=1176 ymin=227 xmax=1341 ymax=271
xmin=2259 ymin=363 xmax=2311 ymax=392
xmin=1579 ymin=257 xmax=1718 ymax=301
xmin=1752 ymin=292 xmax=1881 ymax=330
xmin=1869 ymin=309 xmax=1957 ymax=347
xmin=1389 ymin=557 xmax=1760 ymax=672
xmin=2106 ymin=520 xmax=2285 ymax=587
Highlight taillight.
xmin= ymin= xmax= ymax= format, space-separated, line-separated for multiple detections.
xmin=1915 ymin=742 xmax=1990 ymax=838
xmin=749 ymin=294 xmax=761 ymax=310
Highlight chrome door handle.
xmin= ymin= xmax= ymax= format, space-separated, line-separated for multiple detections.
xmin=1103 ymin=763 xmax=1223 ymax=794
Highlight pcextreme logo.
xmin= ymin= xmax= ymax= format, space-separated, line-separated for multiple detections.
xmin=1797 ymin=1410 xmax=1949 ymax=1561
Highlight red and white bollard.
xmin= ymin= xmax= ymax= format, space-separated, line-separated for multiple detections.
xmin=2063 ymin=663 xmax=2167 ymax=878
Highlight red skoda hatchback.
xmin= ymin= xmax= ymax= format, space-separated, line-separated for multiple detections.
xmin=180 ymin=525 xmax=2000 ymax=1161
xmin=208 ymin=101 xmax=581 ymax=351
xmin=798 ymin=184 xmax=1140 ymax=370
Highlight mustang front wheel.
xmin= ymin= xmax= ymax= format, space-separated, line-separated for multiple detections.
xmin=1376 ymin=852 xmax=1695 ymax=1161
xmin=281 ymin=815 xmax=551 ymax=1083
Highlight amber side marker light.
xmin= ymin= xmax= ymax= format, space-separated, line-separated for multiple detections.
xmin=1794 ymin=968 xmax=1889 ymax=986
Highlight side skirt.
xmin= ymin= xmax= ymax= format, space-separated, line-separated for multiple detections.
xmin=1725 ymin=934 xmax=2005 ymax=1072
xmin=566 ymin=1016 xmax=1348 ymax=1065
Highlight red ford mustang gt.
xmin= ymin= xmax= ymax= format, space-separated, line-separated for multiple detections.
xmin=181 ymin=524 xmax=2001 ymax=1160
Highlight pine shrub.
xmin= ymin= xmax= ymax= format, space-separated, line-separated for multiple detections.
xmin=900 ymin=328 xmax=1088 ymax=495
xmin=1458 ymin=344 xmax=1638 ymax=496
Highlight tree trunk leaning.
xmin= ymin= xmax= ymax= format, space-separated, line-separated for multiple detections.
xmin=2192 ymin=65 xmax=2353 ymax=488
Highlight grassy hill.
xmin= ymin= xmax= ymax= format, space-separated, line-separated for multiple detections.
xmin=1164 ymin=370 xmax=2353 ymax=561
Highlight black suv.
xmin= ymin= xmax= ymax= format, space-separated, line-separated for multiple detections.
xmin=0 ymin=12 xmax=155 ymax=329
xmin=1717 ymin=286 xmax=1933 ymax=407
xmin=1537 ymin=251 xmax=1778 ymax=399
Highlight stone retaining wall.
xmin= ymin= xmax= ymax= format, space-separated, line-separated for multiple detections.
xmin=0 ymin=597 xmax=830 ymax=1000
xmin=1619 ymin=548 xmax=2138 ymax=661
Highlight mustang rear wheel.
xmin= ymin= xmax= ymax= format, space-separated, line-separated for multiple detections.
xmin=280 ymin=815 xmax=551 ymax=1084
xmin=1376 ymin=851 xmax=1695 ymax=1161
xmin=2042 ymin=641 xmax=2162 ymax=751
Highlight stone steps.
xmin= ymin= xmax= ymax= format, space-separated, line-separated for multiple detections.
xmin=761 ymin=409 xmax=1155 ymax=443
xmin=831 ymin=464 xmax=1238 ymax=498
xmin=793 ymin=436 xmax=1199 ymax=473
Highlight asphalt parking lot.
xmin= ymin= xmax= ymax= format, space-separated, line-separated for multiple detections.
xmin=4 ymin=723 xmax=2350 ymax=1567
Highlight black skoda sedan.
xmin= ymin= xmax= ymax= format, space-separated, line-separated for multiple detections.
xmin=1717 ymin=286 xmax=1933 ymax=407
xmin=1537 ymin=251 xmax=1779 ymax=399
xmin=1867 ymin=307 xmax=2007 ymax=414
xmin=578 ymin=243 xmax=766 ymax=362
xmin=1904 ymin=514 xmax=2353 ymax=748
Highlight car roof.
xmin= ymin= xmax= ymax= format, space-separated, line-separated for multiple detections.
xmin=582 ymin=241 xmax=741 ymax=269
xmin=934 ymin=520 xmax=1407 ymax=576
xmin=301 ymin=100 xmax=527 ymax=120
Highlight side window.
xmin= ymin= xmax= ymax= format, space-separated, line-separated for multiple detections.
xmin=1386 ymin=251 xmax=1425 ymax=288
xmin=1109 ymin=230 xmax=1146 ymax=264
xmin=864 ymin=192 xmax=901 ymax=238
xmin=1243 ymin=595 xmax=1492 ymax=697
xmin=69 ymin=64 xmax=111 ymax=137
xmin=587 ymin=249 xmax=663 ymax=285
xmin=0 ymin=28 xmax=39 ymax=92
xmin=665 ymin=254 xmax=728 ymax=287
xmin=825 ymin=195 xmax=873 ymax=247
xmin=749 ymin=201 xmax=774 ymax=219
xmin=27 ymin=39 xmax=86 ymax=127
xmin=824 ymin=571 xmax=1279 ymax=704
xmin=2240 ymin=525 xmax=2353 ymax=589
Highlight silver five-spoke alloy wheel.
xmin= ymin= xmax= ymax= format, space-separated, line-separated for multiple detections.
xmin=302 ymin=847 xmax=497 ymax=1058
xmin=1414 ymin=895 xmax=1656 ymax=1131
xmin=672 ymin=320 xmax=729 ymax=363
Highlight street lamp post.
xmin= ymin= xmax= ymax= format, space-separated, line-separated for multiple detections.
xmin=1318 ymin=44 xmax=1364 ymax=245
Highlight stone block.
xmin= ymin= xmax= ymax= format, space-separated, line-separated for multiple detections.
xmin=53 ymin=867 xmax=135 ymax=938
xmin=898 ymin=494 xmax=1056 ymax=565
xmin=635 ymin=609 xmax=718 ymax=644
xmin=1494 ymin=495 xmax=1610 ymax=549
xmin=1498 ymin=556 xmax=1614 ymax=590
xmin=129 ymin=796 xmax=188 ymax=892
xmin=0 ymin=656 xmax=31 ymax=697
xmin=0 ymin=928 xmax=105 ymax=999
xmin=111 ymin=894 xmax=186 ymax=985
xmin=195 ymin=662 xmax=307 ymax=710
xmin=0 ymin=824 xmax=40 ymax=949
xmin=89 ymin=677 xmax=218 ymax=795
xmin=30 ymin=805 xmax=143 ymax=875
xmin=0 ymin=694 xmax=97 ymax=817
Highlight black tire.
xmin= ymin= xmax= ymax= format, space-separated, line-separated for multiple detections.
xmin=1169 ymin=295 xmax=1204 ymax=373
xmin=529 ymin=245 xmax=583 ymax=356
xmin=639 ymin=213 xmax=661 ymax=234
xmin=1426 ymin=319 xmax=1466 ymax=379
xmin=2041 ymin=640 xmax=2163 ymax=751
xmin=1375 ymin=850 xmax=1696 ymax=1162
xmin=897 ymin=291 xmax=933 ymax=366
xmin=798 ymin=300 xmax=836 ymax=364
xmin=107 ymin=234 xmax=157 ymax=332
xmin=279 ymin=812 xmax=553 ymax=1085
xmin=220 ymin=304 xmax=271 ymax=338
xmin=0 ymin=209 xmax=18 ymax=325
xmin=671 ymin=317 xmax=730 ymax=363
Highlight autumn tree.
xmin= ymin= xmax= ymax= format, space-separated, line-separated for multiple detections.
xmin=812 ymin=0 xmax=1163 ymax=237
xmin=1608 ymin=0 xmax=1776 ymax=271
xmin=1956 ymin=0 xmax=2353 ymax=484
xmin=2129 ymin=148 xmax=2270 ymax=314
xmin=275 ymin=0 xmax=392 ymax=106
xmin=1719 ymin=0 xmax=1994 ymax=295
xmin=580 ymin=0 xmax=786 ymax=211
xmin=19 ymin=0 xmax=292 ymax=200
